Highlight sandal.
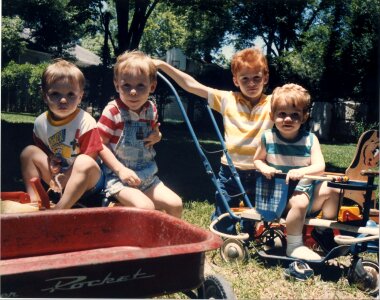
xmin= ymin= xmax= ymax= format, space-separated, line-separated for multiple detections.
xmin=284 ymin=261 xmax=314 ymax=281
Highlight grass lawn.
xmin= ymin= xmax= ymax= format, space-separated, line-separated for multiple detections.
xmin=1 ymin=112 xmax=36 ymax=124
xmin=1 ymin=113 xmax=378 ymax=299
xmin=156 ymin=123 xmax=378 ymax=299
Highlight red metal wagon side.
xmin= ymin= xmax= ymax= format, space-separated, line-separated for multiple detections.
xmin=1 ymin=207 xmax=223 ymax=298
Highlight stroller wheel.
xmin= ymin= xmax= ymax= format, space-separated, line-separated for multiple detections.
xmin=347 ymin=258 xmax=379 ymax=297
xmin=220 ymin=238 xmax=249 ymax=263
xmin=259 ymin=228 xmax=286 ymax=252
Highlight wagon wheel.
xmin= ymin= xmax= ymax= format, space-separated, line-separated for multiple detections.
xmin=197 ymin=274 xmax=236 ymax=299
xmin=220 ymin=238 xmax=249 ymax=263
xmin=347 ymin=259 xmax=379 ymax=297
xmin=258 ymin=228 xmax=286 ymax=252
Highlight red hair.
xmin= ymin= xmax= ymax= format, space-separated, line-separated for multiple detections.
xmin=231 ymin=48 xmax=269 ymax=77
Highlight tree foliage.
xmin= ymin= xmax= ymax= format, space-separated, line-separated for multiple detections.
xmin=1 ymin=0 xmax=379 ymax=121
xmin=139 ymin=3 xmax=187 ymax=57
xmin=167 ymin=0 xmax=233 ymax=63
xmin=225 ymin=0 xmax=378 ymax=114
xmin=2 ymin=0 xmax=99 ymax=56
xmin=1 ymin=16 xmax=27 ymax=66
xmin=1 ymin=62 xmax=48 ymax=113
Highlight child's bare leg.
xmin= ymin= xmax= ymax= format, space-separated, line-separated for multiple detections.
xmin=115 ymin=187 xmax=155 ymax=210
xmin=145 ymin=182 xmax=183 ymax=218
xmin=54 ymin=154 xmax=101 ymax=209
xmin=286 ymin=192 xmax=309 ymax=235
xmin=286 ymin=192 xmax=321 ymax=260
xmin=310 ymin=181 xmax=340 ymax=219
xmin=20 ymin=145 xmax=51 ymax=202
xmin=309 ymin=182 xmax=340 ymax=252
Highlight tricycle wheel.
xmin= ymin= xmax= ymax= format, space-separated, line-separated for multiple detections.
xmin=220 ymin=238 xmax=249 ymax=263
xmin=259 ymin=228 xmax=286 ymax=252
xmin=347 ymin=258 xmax=379 ymax=297
xmin=197 ymin=274 xmax=236 ymax=299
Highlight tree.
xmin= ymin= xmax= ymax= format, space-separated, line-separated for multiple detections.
xmin=347 ymin=0 xmax=379 ymax=115
xmin=168 ymin=0 xmax=233 ymax=63
xmin=1 ymin=16 xmax=27 ymax=65
xmin=140 ymin=3 xmax=188 ymax=57
xmin=114 ymin=0 xmax=159 ymax=55
xmin=229 ymin=0 xmax=313 ymax=57
xmin=2 ymin=0 xmax=99 ymax=56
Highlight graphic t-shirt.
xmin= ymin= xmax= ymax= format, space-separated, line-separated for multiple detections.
xmin=33 ymin=108 xmax=103 ymax=170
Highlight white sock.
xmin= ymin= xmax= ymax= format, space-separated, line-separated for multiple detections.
xmin=287 ymin=235 xmax=321 ymax=260
xmin=286 ymin=235 xmax=303 ymax=254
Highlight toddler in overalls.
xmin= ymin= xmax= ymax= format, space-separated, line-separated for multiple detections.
xmin=98 ymin=50 xmax=183 ymax=218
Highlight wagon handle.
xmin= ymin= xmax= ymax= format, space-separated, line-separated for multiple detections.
xmin=30 ymin=177 xmax=50 ymax=209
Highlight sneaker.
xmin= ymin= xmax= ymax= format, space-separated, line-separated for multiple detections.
xmin=287 ymin=245 xmax=321 ymax=260
xmin=311 ymin=227 xmax=338 ymax=253
xmin=284 ymin=261 xmax=314 ymax=281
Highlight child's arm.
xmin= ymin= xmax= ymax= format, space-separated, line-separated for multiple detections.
xmin=153 ymin=59 xmax=210 ymax=99
xmin=253 ymin=143 xmax=281 ymax=179
xmin=99 ymin=138 xmax=141 ymax=187
xmin=143 ymin=124 xmax=162 ymax=148
xmin=286 ymin=135 xmax=325 ymax=183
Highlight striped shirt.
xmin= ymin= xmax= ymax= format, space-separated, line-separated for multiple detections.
xmin=262 ymin=127 xmax=314 ymax=173
xmin=208 ymin=89 xmax=273 ymax=170
xmin=97 ymin=98 xmax=158 ymax=152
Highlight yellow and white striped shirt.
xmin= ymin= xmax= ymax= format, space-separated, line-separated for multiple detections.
xmin=208 ymin=89 xmax=273 ymax=170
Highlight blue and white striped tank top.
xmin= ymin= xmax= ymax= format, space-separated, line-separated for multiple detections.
xmin=262 ymin=127 xmax=314 ymax=173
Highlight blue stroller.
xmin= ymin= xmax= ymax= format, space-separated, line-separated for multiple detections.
xmin=158 ymin=72 xmax=379 ymax=297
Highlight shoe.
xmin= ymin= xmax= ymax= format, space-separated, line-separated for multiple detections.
xmin=311 ymin=227 xmax=338 ymax=253
xmin=284 ymin=261 xmax=314 ymax=281
xmin=287 ymin=245 xmax=321 ymax=260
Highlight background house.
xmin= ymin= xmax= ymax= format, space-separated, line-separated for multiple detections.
xmin=18 ymin=45 xmax=101 ymax=67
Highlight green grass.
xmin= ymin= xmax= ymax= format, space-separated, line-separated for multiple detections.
xmin=321 ymin=143 xmax=357 ymax=172
xmin=1 ymin=112 xmax=36 ymax=124
xmin=157 ymin=126 xmax=377 ymax=300
xmin=165 ymin=200 xmax=377 ymax=299
xmin=1 ymin=116 xmax=378 ymax=299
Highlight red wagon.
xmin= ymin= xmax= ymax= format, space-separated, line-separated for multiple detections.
xmin=1 ymin=207 xmax=234 ymax=298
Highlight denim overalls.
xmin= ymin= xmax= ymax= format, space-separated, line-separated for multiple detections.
xmin=103 ymin=101 xmax=160 ymax=197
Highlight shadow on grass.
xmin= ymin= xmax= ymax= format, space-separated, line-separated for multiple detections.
xmin=155 ymin=123 xmax=221 ymax=203
xmin=0 ymin=121 xmax=221 ymax=203
xmin=0 ymin=121 xmax=350 ymax=202
xmin=1 ymin=120 xmax=34 ymax=192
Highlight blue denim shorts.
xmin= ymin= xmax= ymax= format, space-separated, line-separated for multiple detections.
xmin=105 ymin=173 xmax=161 ymax=197
xmin=295 ymin=180 xmax=321 ymax=215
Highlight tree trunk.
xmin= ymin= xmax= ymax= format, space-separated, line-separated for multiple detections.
xmin=115 ymin=0 xmax=130 ymax=55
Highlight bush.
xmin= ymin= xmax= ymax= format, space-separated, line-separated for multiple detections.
xmin=1 ymin=61 xmax=48 ymax=114
xmin=349 ymin=119 xmax=380 ymax=141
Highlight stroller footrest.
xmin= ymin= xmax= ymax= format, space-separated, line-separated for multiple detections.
xmin=241 ymin=208 xmax=262 ymax=221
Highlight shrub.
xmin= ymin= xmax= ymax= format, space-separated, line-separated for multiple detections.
xmin=1 ymin=61 xmax=48 ymax=114
xmin=349 ymin=119 xmax=379 ymax=141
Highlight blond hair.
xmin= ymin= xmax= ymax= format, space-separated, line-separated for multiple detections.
xmin=271 ymin=83 xmax=311 ymax=114
xmin=231 ymin=48 xmax=269 ymax=77
xmin=114 ymin=50 xmax=157 ymax=83
xmin=41 ymin=59 xmax=85 ymax=92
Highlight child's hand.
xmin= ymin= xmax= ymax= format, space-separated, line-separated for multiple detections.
xmin=144 ymin=123 xmax=162 ymax=148
xmin=286 ymin=169 xmax=304 ymax=184
xmin=261 ymin=166 xmax=281 ymax=179
xmin=152 ymin=59 xmax=162 ymax=68
xmin=117 ymin=167 xmax=141 ymax=187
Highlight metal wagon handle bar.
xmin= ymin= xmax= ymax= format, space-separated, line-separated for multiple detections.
xmin=157 ymin=72 xmax=248 ymax=220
